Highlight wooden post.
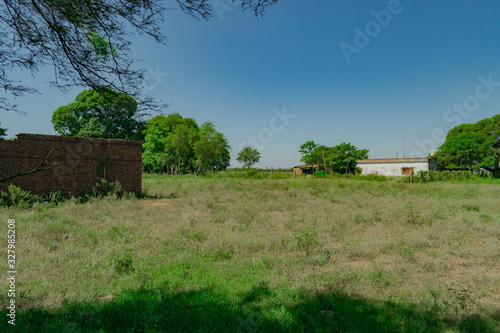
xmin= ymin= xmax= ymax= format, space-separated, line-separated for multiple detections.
xmin=410 ymin=171 xmax=413 ymax=183
xmin=294 ymin=171 xmax=296 ymax=179
xmin=271 ymin=167 xmax=274 ymax=176
xmin=266 ymin=167 xmax=268 ymax=177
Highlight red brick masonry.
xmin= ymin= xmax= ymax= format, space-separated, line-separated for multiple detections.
xmin=0 ymin=134 xmax=142 ymax=196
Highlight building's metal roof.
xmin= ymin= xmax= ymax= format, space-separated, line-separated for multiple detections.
xmin=356 ymin=157 xmax=435 ymax=164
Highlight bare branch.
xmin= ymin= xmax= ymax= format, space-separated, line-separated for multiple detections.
xmin=0 ymin=145 xmax=60 ymax=183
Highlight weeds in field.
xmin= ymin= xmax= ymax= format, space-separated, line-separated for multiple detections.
xmin=1 ymin=175 xmax=498 ymax=332
xmin=0 ymin=180 xmax=141 ymax=208
xmin=295 ymin=227 xmax=320 ymax=257
xmin=213 ymin=244 xmax=234 ymax=261
xmin=396 ymin=240 xmax=415 ymax=260
xmin=110 ymin=249 xmax=135 ymax=274
xmin=405 ymin=200 xmax=421 ymax=224
xmin=463 ymin=204 xmax=480 ymax=212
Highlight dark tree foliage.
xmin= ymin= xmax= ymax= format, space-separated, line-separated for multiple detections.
xmin=299 ymin=140 xmax=320 ymax=165
xmin=237 ymin=146 xmax=261 ymax=168
xmin=324 ymin=142 xmax=369 ymax=175
xmin=436 ymin=114 xmax=500 ymax=176
xmin=51 ymin=88 xmax=144 ymax=140
xmin=142 ymin=113 xmax=200 ymax=173
xmin=0 ymin=0 xmax=278 ymax=113
xmin=298 ymin=141 xmax=369 ymax=175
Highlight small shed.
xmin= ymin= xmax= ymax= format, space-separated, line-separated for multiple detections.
xmin=356 ymin=157 xmax=437 ymax=177
xmin=293 ymin=165 xmax=323 ymax=176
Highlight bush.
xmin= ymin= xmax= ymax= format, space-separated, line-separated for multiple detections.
xmin=314 ymin=170 xmax=326 ymax=178
xmin=110 ymin=249 xmax=135 ymax=274
xmin=0 ymin=185 xmax=41 ymax=208
xmin=403 ymin=170 xmax=495 ymax=183
xmin=246 ymin=169 xmax=258 ymax=177
xmin=0 ymin=180 xmax=135 ymax=208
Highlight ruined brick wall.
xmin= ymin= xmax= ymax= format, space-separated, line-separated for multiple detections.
xmin=0 ymin=134 xmax=142 ymax=196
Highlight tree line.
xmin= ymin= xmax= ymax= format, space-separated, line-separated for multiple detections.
xmin=298 ymin=141 xmax=369 ymax=175
xmin=50 ymin=89 xmax=230 ymax=175
xmin=3 ymin=87 xmax=499 ymax=177
xmin=296 ymin=114 xmax=499 ymax=177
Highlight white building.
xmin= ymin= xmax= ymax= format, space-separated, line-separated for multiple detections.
xmin=356 ymin=157 xmax=437 ymax=177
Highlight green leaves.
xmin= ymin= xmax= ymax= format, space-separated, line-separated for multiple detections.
xmin=298 ymin=141 xmax=369 ymax=175
xmin=142 ymin=114 xmax=230 ymax=174
xmin=51 ymin=88 xmax=143 ymax=140
xmin=437 ymin=114 xmax=500 ymax=176
xmin=237 ymin=147 xmax=261 ymax=168
xmin=2 ymin=0 xmax=278 ymax=112
xmin=194 ymin=122 xmax=231 ymax=175
xmin=0 ymin=125 xmax=7 ymax=137
xmin=325 ymin=142 xmax=368 ymax=173
xmin=87 ymin=31 xmax=118 ymax=61
xmin=299 ymin=141 xmax=320 ymax=165
xmin=324 ymin=142 xmax=369 ymax=175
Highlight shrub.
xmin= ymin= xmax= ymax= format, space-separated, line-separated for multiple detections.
xmin=295 ymin=227 xmax=320 ymax=257
xmin=246 ymin=169 xmax=258 ymax=177
xmin=0 ymin=185 xmax=41 ymax=208
xmin=361 ymin=174 xmax=387 ymax=181
xmin=0 ymin=180 xmax=135 ymax=208
xmin=110 ymin=249 xmax=135 ymax=274
xmin=314 ymin=170 xmax=326 ymax=178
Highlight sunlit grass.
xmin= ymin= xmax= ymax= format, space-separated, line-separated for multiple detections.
xmin=1 ymin=175 xmax=499 ymax=332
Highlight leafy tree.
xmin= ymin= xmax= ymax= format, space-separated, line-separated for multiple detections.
xmin=51 ymin=88 xmax=144 ymax=140
xmin=194 ymin=122 xmax=231 ymax=175
xmin=237 ymin=147 xmax=261 ymax=168
xmin=299 ymin=141 xmax=320 ymax=165
xmin=211 ymin=145 xmax=231 ymax=172
xmin=324 ymin=142 xmax=369 ymax=175
xmin=1 ymin=0 xmax=278 ymax=112
xmin=0 ymin=125 xmax=6 ymax=137
xmin=314 ymin=144 xmax=331 ymax=166
xmin=436 ymin=114 xmax=500 ymax=176
xmin=142 ymin=113 xmax=199 ymax=173
xmin=164 ymin=124 xmax=200 ymax=174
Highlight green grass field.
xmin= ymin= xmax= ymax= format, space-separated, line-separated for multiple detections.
xmin=1 ymin=175 xmax=499 ymax=332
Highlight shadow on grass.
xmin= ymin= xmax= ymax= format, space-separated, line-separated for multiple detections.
xmin=1 ymin=283 xmax=497 ymax=332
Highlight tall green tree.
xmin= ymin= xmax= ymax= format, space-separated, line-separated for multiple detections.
xmin=436 ymin=114 xmax=500 ymax=176
xmin=237 ymin=147 xmax=261 ymax=168
xmin=325 ymin=142 xmax=369 ymax=175
xmin=142 ymin=113 xmax=199 ymax=173
xmin=51 ymin=88 xmax=144 ymax=140
xmin=164 ymin=124 xmax=200 ymax=174
xmin=0 ymin=125 xmax=6 ymax=137
xmin=194 ymin=122 xmax=231 ymax=175
xmin=299 ymin=141 xmax=320 ymax=165
xmin=1 ymin=0 xmax=278 ymax=112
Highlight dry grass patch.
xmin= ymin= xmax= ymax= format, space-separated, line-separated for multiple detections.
xmin=1 ymin=175 xmax=499 ymax=332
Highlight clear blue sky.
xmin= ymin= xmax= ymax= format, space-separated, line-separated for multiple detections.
xmin=2 ymin=0 xmax=500 ymax=168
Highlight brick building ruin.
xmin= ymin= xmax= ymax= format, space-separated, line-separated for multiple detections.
xmin=0 ymin=134 xmax=142 ymax=196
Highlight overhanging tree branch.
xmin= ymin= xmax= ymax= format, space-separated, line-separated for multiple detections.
xmin=1 ymin=0 xmax=279 ymax=113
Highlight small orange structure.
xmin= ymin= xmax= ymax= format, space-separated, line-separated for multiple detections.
xmin=293 ymin=165 xmax=324 ymax=175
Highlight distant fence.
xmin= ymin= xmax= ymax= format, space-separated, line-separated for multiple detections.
xmin=405 ymin=169 xmax=493 ymax=183
xmin=159 ymin=167 xmax=495 ymax=182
